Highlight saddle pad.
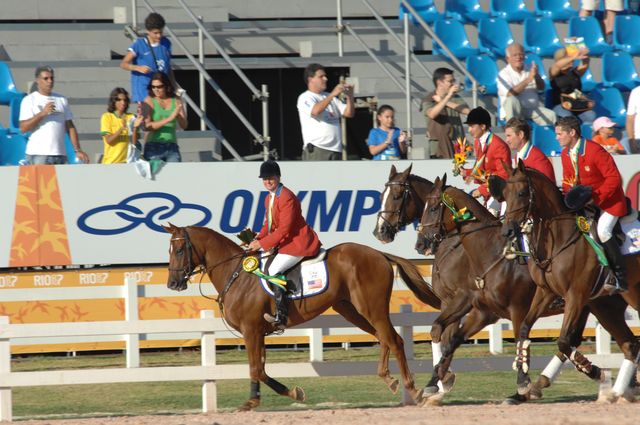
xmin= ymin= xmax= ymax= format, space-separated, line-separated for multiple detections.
xmin=620 ymin=217 xmax=640 ymax=255
xmin=259 ymin=259 xmax=329 ymax=300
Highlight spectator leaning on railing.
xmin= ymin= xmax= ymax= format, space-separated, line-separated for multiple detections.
xmin=19 ymin=65 xmax=88 ymax=164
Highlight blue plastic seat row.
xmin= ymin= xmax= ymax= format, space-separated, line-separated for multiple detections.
xmin=400 ymin=0 xmax=577 ymax=25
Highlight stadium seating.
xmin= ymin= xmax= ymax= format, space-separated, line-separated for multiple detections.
xmin=0 ymin=62 xmax=26 ymax=106
xmin=601 ymin=51 xmax=640 ymax=91
xmin=0 ymin=130 xmax=27 ymax=165
xmin=465 ymin=54 xmax=498 ymax=95
xmin=444 ymin=0 xmax=489 ymax=24
xmin=579 ymin=63 xmax=598 ymax=93
xmin=613 ymin=15 xmax=640 ymax=55
xmin=433 ymin=19 xmax=479 ymax=59
xmin=591 ymin=86 xmax=627 ymax=127
xmin=399 ymin=0 xmax=442 ymax=24
xmin=477 ymin=17 xmax=514 ymax=58
xmin=524 ymin=53 xmax=551 ymax=90
xmin=531 ymin=124 xmax=562 ymax=156
xmin=489 ymin=0 xmax=534 ymax=23
xmin=581 ymin=123 xmax=593 ymax=140
xmin=534 ymin=0 xmax=578 ymax=21
xmin=9 ymin=95 xmax=25 ymax=135
xmin=568 ymin=16 xmax=613 ymax=57
xmin=523 ymin=17 xmax=563 ymax=57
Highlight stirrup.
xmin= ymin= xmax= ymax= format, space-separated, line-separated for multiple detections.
xmin=263 ymin=312 xmax=286 ymax=329
xmin=603 ymin=276 xmax=627 ymax=294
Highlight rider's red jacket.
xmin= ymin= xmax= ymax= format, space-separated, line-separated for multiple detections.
xmin=470 ymin=132 xmax=511 ymax=199
xmin=517 ymin=143 xmax=556 ymax=183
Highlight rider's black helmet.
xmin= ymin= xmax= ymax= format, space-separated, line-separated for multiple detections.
xmin=465 ymin=107 xmax=492 ymax=128
xmin=259 ymin=160 xmax=281 ymax=178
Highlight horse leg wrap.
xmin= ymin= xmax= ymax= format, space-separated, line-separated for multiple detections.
xmin=250 ymin=381 xmax=261 ymax=399
xmin=432 ymin=341 xmax=443 ymax=366
xmin=612 ymin=359 xmax=637 ymax=397
xmin=512 ymin=339 xmax=531 ymax=373
xmin=570 ymin=350 xmax=601 ymax=380
xmin=540 ymin=353 xmax=567 ymax=384
xmin=264 ymin=377 xmax=288 ymax=395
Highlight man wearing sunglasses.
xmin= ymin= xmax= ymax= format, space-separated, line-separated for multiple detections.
xmin=19 ymin=65 xmax=89 ymax=164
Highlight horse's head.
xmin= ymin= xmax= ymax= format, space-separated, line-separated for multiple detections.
xmin=163 ymin=223 xmax=200 ymax=291
xmin=373 ymin=164 xmax=421 ymax=243
xmin=496 ymin=160 xmax=535 ymax=242
xmin=415 ymin=174 xmax=456 ymax=255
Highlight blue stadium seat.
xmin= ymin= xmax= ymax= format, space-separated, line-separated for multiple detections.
xmin=523 ymin=17 xmax=563 ymax=57
xmin=531 ymin=124 xmax=561 ymax=156
xmin=490 ymin=0 xmax=534 ymax=23
xmin=524 ymin=53 xmax=551 ymax=90
xmin=465 ymin=54 xmax=498 ymax=95
xmin=534 ymin=0 xmax=578 ymax=21
xmin=0 ymin=62 xmax=25 ymax=106
xmin=613 ymin=15 xmax=640 ymax=55
xmin=433 ymin=19 xmax=479 ymax=59
xmin=581 ymin=123 xmax=593 ymax=140
xmin=579 ymin=63 xmax=597 ymax=93
xmin=591 ymin=86 xmax=627 ymax=127
xmin=64 ymin=134 xmax=81 ymax=164
xmin=567 ymin=16 xmax=613 ymax=57
xmin=399 ymin=0 xmax=442 ymax=25
xmin=9 ymin=95 xmax=25 ymax=134
xmin=444 ymin=0 xmax=490 ymax=24
xmin=477 ymin=18 xmax=514 ymax=58
xmin=601 ymin=51 xmax=640 ymax=91
xmin=0 ymin=130 xmax=27 ymax=165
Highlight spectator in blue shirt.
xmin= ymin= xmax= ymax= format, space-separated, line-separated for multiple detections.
xmin=120 ymin=13 xmax=175 ymax=105
xmin=367 ymin=105 xmax=408 ymax=160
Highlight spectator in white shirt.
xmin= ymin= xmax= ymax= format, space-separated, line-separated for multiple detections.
xmin=625 ymin=84 xmax=640 ymax=153
xmin=497 ymin=43 xmax=556 ymax=126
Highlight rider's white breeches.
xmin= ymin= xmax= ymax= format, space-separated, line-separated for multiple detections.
xmin=266 ymin=253 xmax=304 ymax=275
xmin=597 ymin=211 xmax=618 ymax=243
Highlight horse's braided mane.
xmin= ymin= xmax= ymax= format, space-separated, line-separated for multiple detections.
xmin=187 ymin=225 xmax=244 ymax=254
xmin=446 ymin=185 xmax=500 ymax=223
xmin=408 ymin=174 xmax=432 ymax=186
xmin=523 ymin=167 xmax=567 ymax=212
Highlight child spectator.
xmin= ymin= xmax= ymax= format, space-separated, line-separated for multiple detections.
xmin=592 ymin=116 xmax=625 ymax=154
xmin=367 ymin=105 xmax=407 ymax=160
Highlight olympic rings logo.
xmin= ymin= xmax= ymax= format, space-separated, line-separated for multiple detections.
xmin=77 ymin=192 xmax=212 ymax=235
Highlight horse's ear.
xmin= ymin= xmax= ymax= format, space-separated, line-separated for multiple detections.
xmin=163 ymin=222 xmax=176 ymax=234
xmin=441 ymin=173 xmax=447 ymax=187
xmin=404 ymin=163 xmax=413 ymax=175
xmin=389 ymin=164 xmax=397 ymax=179
xmin=501 ymin=159 xmax=513 ymax=176
xmin=517 ymin=159 xmax=526 ymax=173
xmin=400 ymin=163 xmax=412 ymax=180
xmin=434 ymin=176 xmax=441 ymax=188
xmin=488 ymin=176 xmax=506 ymax=201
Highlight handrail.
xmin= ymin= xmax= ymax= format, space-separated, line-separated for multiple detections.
xmin=139 ymin=0 xmax=271 ymax=160
xmin=343 ymin=24 xmax=423 ymax=110
xmin=399 ymin=0 xmax=479 ymax=109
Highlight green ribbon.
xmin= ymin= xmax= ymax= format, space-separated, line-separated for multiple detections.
xmin=576 ymin=217 xmax=609 ymax=267
xmin=251 ymin=269 xmax=288 ymax=288
xmin=441 ymin=193 xmax=474 ymax=223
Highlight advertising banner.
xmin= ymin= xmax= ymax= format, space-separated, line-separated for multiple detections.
xmin=1 ymin=158 xmax=639 ymax=267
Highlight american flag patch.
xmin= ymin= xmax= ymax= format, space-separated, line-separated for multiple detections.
xmin=307 ymin=278 xmax=323 ymax=289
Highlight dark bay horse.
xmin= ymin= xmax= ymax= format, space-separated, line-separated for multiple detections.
xmin=492 ymin=162 xmax=640 ymax=401
xmin=375 ymin=165 xmax=558 ymax=403
xmin=163 ymin=223 xmax=441 ymax=410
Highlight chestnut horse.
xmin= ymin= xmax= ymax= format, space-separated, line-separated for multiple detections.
xmin=492 ymin=162 xmax=640 ymax=401
xmin=163 ymin=223 xmax=441 ymax=410
xmin=375 ymin=165 xmax=561 ymax=403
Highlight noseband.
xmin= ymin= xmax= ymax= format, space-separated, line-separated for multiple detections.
xmin=377 ymin=180 xmax=421 ymax=234
xmin=169 ymin=229 xmax=205 ymax=287
xmin=417 ymin=193 xmax=449 ymax=248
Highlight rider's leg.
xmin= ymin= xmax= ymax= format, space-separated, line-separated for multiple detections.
xmin=598 ymin=212 xmax=627 ymax=291
xmin=263 ymin=253 xmax=302 ymax=327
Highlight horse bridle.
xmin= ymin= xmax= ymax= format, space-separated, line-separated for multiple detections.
xmin=377 ymin=179 xmax=422 ymax=234
xmin=169 ymin=229 xmax=206 ymax=288
xmin=416 ymin=193 xmax=448 ymax=247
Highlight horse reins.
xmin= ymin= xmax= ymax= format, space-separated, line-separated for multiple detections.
xmin=377 ymin=178 xmax=423 ymax=233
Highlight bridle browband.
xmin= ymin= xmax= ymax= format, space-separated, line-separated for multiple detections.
xmin=377 ymin=178 xmax=423 ymax=234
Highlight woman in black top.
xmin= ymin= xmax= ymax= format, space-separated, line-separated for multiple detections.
xmin=549 ymin=47 xmax=596 ymax=124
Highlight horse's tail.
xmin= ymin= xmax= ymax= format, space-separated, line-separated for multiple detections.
xmin=381 ymin=252 xmax=441 ymax=310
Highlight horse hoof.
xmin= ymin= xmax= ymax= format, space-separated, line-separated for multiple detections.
xmin=237 ymin=398 xmax=260 ymax=411
xmin=529 ymin=385 xmax=543 ymax=400
xmin=419 ymin=391 xmax=444 ymax=407
xmin=290 ymin=386 xmax=306 ymax=402
xmin=423 ymin=385 xmax=439 ymax=396
xmin=387 ymin=378 xmax=400 ymax=394
xmin=517 ymin=382 xmax=532 ymax=396
xmin=440 ymin=371 xmax=456 ymax=393
xmin=597 ymin=389 xmax=618 ymax=404
xmin=502 ymin=393 xmax=528 ymax=405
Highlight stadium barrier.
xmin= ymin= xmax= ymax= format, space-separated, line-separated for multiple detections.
xmin=0 ymin=303 xmax=628 ymax=422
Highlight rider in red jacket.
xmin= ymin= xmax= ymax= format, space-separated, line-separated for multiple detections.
xmin=248 ymin=160 xmax=321 ymax=328
xmin=557 ymin=116 xmax=628 ymax=292
xmin=504 ymin=117 xmax=556 ymax=182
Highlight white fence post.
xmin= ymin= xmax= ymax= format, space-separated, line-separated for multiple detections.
xmin=399 ymin=304 xmax=415 ymax=406
xmin=488 ymin=322 xmax=504 ymax=354
xmin=0 ymin=316 xmax=12 ymax=422
xmin=308 ymin=328 xmax=323 ymax=362
xmin=124 ymin=276 xmax=140 ymax=368
xmin=201 ymin=310 xmax=217 ymax=412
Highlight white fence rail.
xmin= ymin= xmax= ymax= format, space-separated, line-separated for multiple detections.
xmin=0 ymin=304 xmax=632 ymax=422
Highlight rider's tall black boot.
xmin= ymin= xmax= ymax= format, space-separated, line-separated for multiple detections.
xmin=264 ymin=284 xmax=288 ymax=329
xmin=603 ymin=238 xmax=628 ymax=292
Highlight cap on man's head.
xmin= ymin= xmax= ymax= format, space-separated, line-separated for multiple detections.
xmin=592 ymin=116 xmax=616 ymax=133
xmin=465 ymin=107 xmax=492 ymax=127
xmin=259 ymin=160 xmax=281 ymax=178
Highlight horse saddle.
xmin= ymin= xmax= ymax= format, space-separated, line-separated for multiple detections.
xmin=585 ymin=206 xmax=640 ymax=256
xmin=260 ymin=249 xmax=329 ymax=300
